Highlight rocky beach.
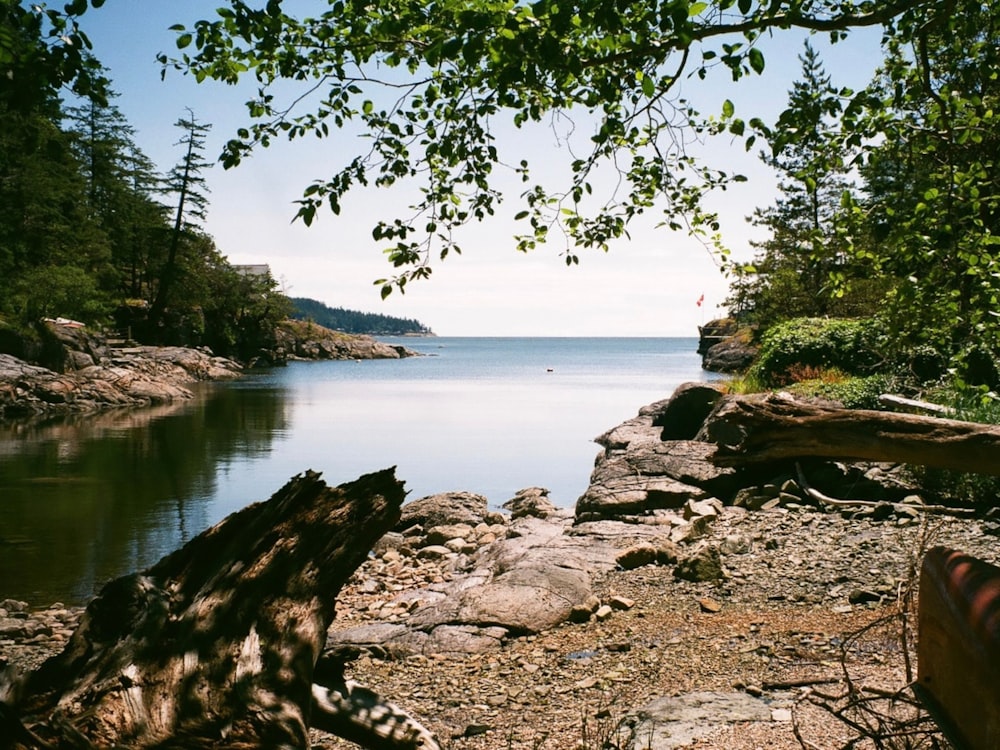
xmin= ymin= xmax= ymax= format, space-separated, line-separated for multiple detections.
xmin=2 ymin=383 xmax=996 ymax=749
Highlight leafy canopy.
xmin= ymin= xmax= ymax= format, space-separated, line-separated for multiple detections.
xmin=154 ymin=0 xmax=933 ymax=296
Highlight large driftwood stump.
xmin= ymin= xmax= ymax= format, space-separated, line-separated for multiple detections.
xmin=3 ymin=469 xmax=406 ymax=749
xmin=706 ymin=392 xmax=1000 ymax=477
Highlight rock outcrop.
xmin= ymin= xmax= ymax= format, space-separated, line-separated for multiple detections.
xmin=318 ymin=383 xmax=937 ymax=662
xmin=575 ymin=385 xmax=744 ymax=522
xmin=0 ymin=346 xmax=241 ymax=419
xmin=698 ymin=318 xmax=758 ymax=373
xmin=275 ymin=319 xmax=416 ymax=361
xmin=0 ymin=318 xmax=419 ymax=419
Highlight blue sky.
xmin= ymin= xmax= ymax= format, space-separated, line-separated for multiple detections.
xmin=76 ymin=2 xmax=886 ymax=336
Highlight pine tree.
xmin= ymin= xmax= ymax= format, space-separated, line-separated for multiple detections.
xmin=738 ymin=42 xmax=856 ymax=327
xmin=147 ymin=109 xmax=212 ymax=334
xmin=63 ymin=90 xmax=168 ymax=303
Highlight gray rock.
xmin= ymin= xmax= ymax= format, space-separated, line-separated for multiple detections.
xmin=425 ymin=523 xmax=475 ymax=546
xmin=702 ymin=334 xmax=758 ymax=373
xmin=398 ymin=492 xmax=490 ymax=531
xmin=577 ymin=464 xmax=707 ymax=519
xmin=409 ymin=560 xmax=591 ymax=634
xmin=628 ymin=691 xmax=775 ymax=750
xmin=503 ymin=487 xmax=557 ymax=519
xmin=0 ymin=618 xmax=31 ymax=638
xmin=578 ymin=401 xmax=741 ymax=521
xmin=0 ymin=337 xmax=242 ymax=419
xmin=652 ymin=382 xmax=727 ymax=440
xmin=674 ymin=545 xmax=725 ymax=582
xmin=327 ymin=514 xmax=623 ymax=656
xmin=416 ymin=545 xmax=455 ymax=560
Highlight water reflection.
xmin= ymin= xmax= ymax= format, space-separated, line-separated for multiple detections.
xmin=0 ymin=338 xmax=711 ymax=607
xmin=0 ymin=383 xmax=290 ymax=606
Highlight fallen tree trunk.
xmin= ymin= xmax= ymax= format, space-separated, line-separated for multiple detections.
xmin=2 ymin=469 xmax=409 ymax=749
xmin=706 ymin=392 xmax=1000 ymax=477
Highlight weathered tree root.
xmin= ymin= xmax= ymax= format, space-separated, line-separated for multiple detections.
xmin=0 ymin=469 xmax=440 ymax=750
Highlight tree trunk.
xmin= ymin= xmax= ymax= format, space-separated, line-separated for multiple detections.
xmin=706 ymin=392 xmax=1000 ymax=476
xmin=3 ymin=469 xmax=405 ymax=749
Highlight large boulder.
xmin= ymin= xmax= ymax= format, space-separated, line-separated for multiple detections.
xmin=697 ymin=318 xmax=757 ymax=373
xmin=703 ymin=336 xmax=758 ymax=373
xmin=576 ymin=454 xmax=710 ymax=519
xmin=397 ymin=491 xmax=495 ymax=531
xmin=503 ymin=486 xmax=557 ymax=519
xmin=652 ymin=382 xmax=726 ymax=440
xmin=697 ymin=318 xmax=740 ymax=355
xmin=326 ymin=512 xmax=629 ymax=656
xmin=576 ymin=386 xmax=741 ymax=521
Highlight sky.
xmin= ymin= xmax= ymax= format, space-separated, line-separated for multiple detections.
xmin=75 ymin=2 xmax=886 ymax=336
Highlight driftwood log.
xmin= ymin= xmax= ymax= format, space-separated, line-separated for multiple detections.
xmin=706 ymin=392 xmax=1000 ymax=477
xmin=0 ymin=468 xmax=439 ymax=750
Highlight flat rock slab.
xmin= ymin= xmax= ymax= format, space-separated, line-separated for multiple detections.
xmin=628 ymin=691 xmax=789 ymax=749
xmin=328 ymin=513 xmax=623 ymax=655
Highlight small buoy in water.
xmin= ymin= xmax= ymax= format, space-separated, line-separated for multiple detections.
xmin=546 ymin=368 xmax=554 ymax=372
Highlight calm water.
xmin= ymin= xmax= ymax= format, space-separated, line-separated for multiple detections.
xmin=0 ymin=337 xmax=716 ymax=605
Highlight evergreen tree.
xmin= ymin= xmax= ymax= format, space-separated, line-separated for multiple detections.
xmin=63 ymin=89 xmax=168 ymax=304
xmin=737 ymin=42 xmax=857 ymax=328
xmin=147 ymin=109 xmax=212 ymax=334
xmin=0 ymin=98 xmax=112 ymax=324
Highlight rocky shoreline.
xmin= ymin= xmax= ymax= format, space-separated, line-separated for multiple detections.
xmin=2 ymin=383 xmax=996 ymax=749
xmin=0 ymin=320 xmax=416 ymax=420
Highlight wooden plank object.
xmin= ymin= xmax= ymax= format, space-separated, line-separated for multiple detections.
xmin=917 ymin=547 xmax=1000 ymax=750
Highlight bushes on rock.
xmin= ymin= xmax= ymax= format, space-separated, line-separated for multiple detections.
xmin=788 ymin=373 xmax=895 ymax=409
xmin=747 ymin=318 xmax=881 ymax=388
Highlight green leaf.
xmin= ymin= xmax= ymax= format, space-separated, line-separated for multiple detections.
xmin=748 ymin=47 xmax=765 ymax=74
xmin=688 ymin=2 xmax=708 ymax=16
xmin=177 ymin=33 xmax=193 ymax=49
xmin=641 ymin=74 xmax=655 ymax=97
xmin=722 ymin=99 xmax=735 ymax=118
xmin=738 ymin=0 xmax=752 ymax=13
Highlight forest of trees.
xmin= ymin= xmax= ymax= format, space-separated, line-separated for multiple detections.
xmin=290 ymin=298 xmax=432 ymax=336
xmin=0 ymin=4 xmax=295 ymax=361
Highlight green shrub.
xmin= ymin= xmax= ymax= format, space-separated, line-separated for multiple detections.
xmin=788 ymin=373 xmax=896 ymax=409
xmin=747 ymin=317 xmax=882 ymax=388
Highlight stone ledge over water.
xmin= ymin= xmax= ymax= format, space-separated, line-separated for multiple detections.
xmin=0 ymin=319 xmax=420 ymax=420
xmin=0 ymin=320 xmax=244 ymax=419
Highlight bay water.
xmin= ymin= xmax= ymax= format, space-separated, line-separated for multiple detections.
xmin=0 ymin=337 xmax=717 ymax=606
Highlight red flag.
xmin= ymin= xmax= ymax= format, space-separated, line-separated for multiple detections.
xmin=696 ymin=294 xmax=704 ymax=307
